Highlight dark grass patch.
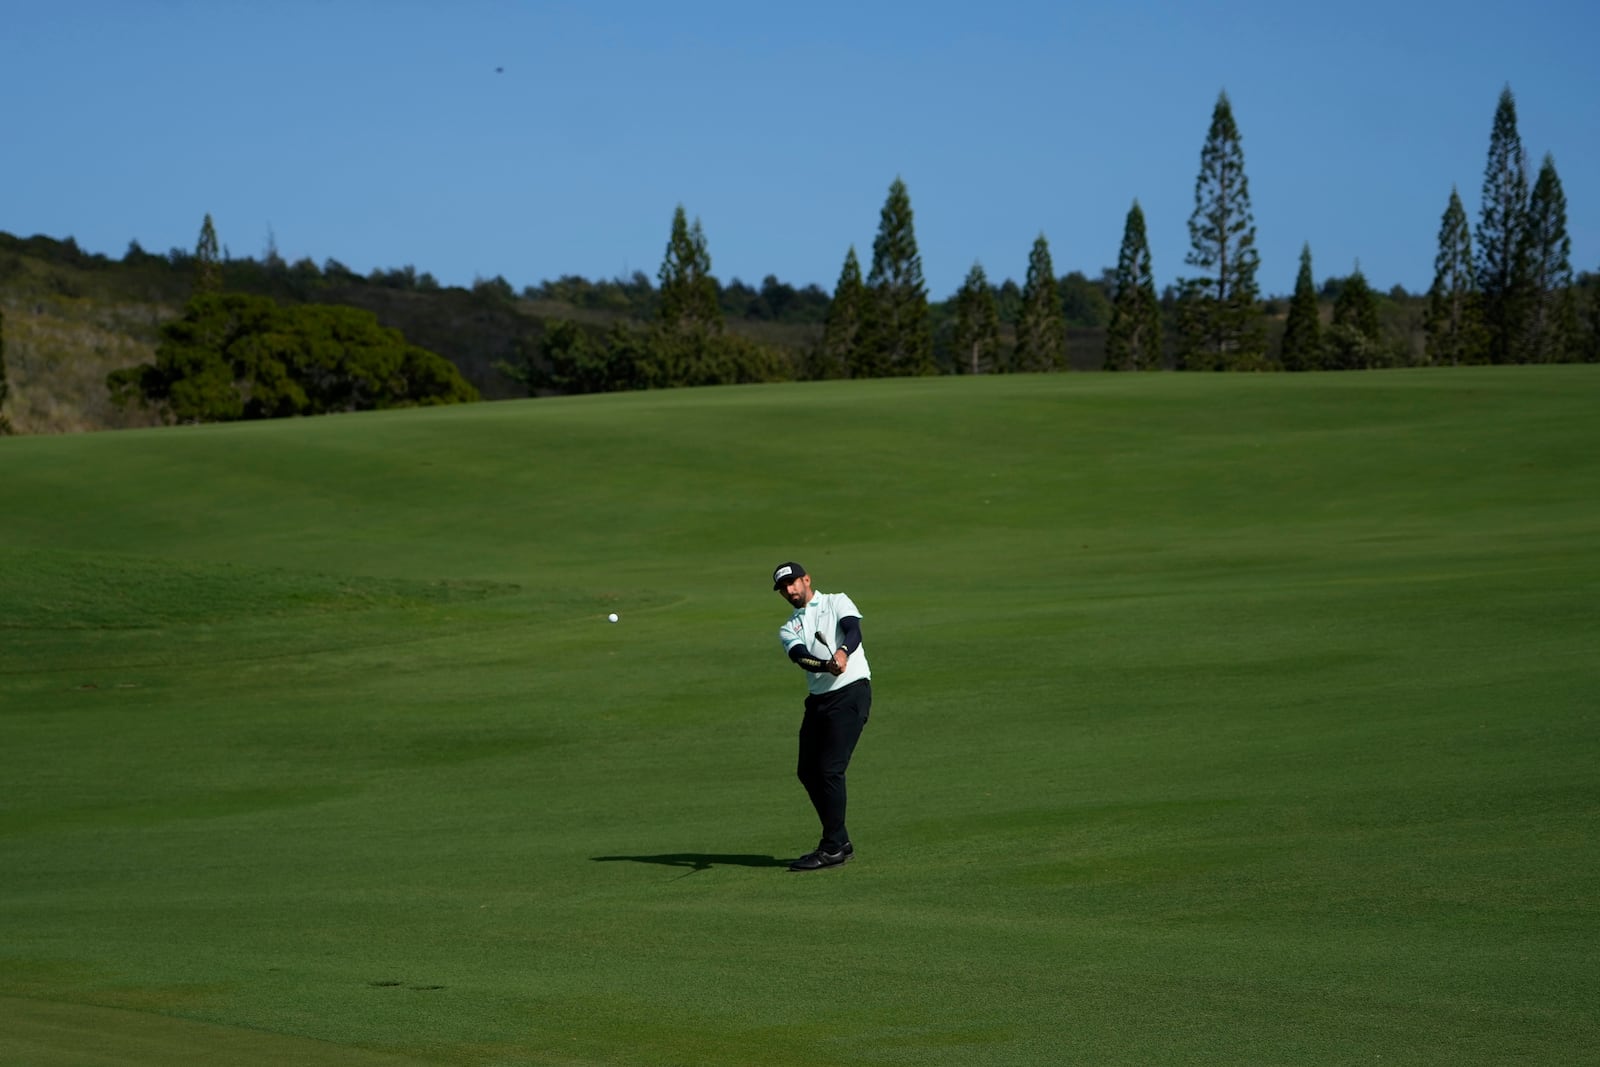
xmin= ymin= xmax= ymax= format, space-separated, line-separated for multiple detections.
xmin=0 ymin=549 xmax=519 ymax=631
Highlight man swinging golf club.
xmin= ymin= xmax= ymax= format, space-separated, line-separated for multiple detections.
xmin=772 ymin=561 xmax=872 ymax=871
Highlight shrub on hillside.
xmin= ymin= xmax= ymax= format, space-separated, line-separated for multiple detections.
xmin=497 ymin=317 xmax=793 ymax=397
xmin=108 ymin=292 xmax=478 ymax=423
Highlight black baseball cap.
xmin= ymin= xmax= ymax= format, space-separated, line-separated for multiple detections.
xmin=771 ymin=561 xmax=807 ymax=589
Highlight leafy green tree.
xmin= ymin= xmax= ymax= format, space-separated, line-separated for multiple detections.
xmin=1476 ymin=86 xmax=1532 ymax=364
xmin=951 ymin=262 xmax=1002 ymax=374
xmin=1324 ymin=267 xmax=1382 ymax=370
xmin=495 ymin=335 xmax=541 ymax=397
xmin=600 ymin=323 xmax=650 ymax=390
xmin=658 ymin=205 xmax=722 ymax=334
xmin=499 ymin=320 xmax=613 ymax=395
xmin=1105 ymin=201 xmax=1162 ymax=371
xmin=497 ymin=314 xmax=789 ymax=396
xmin=639 ymin=325 xmax=788 ymax=389
xmin=860 ymin=177 xmax=933 ymax=377
xmin=1425 ymin=187 xmax=1488 ymax=365
xmin=1015 ymin=235 xmax=1066 ymax=372
xmin=108 ymin=292 xmax=477 ymax=423
xmin=1519 ymin=153 xmax=1578 ymax=362
xmin=815 ymin=246 xmax=865 ymax=379
xmin=708 ymin=332 xmax=789 ymax=385
xmin=1058 ymin=272 xmax=1112 ymax=328
xmin=0 ymin=306 xmax=11 ymax=434
xmin=1279 ymin=244 xmax=1322 ymax=371
xmin=195 ymin=213 xmax=222 ymax=294
xmin=1177 ymin=91 xmax=1265 ymax=370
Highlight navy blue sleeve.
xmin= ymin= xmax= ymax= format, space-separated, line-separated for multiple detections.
xmin=838 ymin=616 xmax=862 ymax=654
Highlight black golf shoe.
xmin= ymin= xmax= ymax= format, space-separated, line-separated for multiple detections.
xmin=788 ymin=842 xmax=853 ymax=871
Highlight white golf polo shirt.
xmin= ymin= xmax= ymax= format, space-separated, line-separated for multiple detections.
xmin=779 ymin=591 xmax=871 ymax=696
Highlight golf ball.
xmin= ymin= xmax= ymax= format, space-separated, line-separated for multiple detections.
xmin=607 ymin=613 xmax=619 ymax=623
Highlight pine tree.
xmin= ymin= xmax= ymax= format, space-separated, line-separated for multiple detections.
xmin=195 ymin=213 xmax=222 ymax=294
xmin=1425 ymin=187 xmax=1487 ymax=365
xmin=657 ymin=205 xmax=722 ymax=334
xmin=1279 ymin=244 xmax=1322 ymax=371
xmin=860 ymin=177 xmax=933 ymax=377
xmin=1519 ymin=153 xmax=1578 ymax=362
xmin=1588 ymin=279 xmax=1600 ymax=363
xmin=1177 ymin=91 xmax=1265 ymax=370
xmin=1105 ymin=201 xmax=1162 ymax=371
xmin=0 ymin=306 xmax=11 ymax=434
xmin=1015 ymin=235 xmax=1066 ymax=371
xmin=951 ymin=262 xmax=1001 ymax=374
xmin=1476 ymin=86 xmax=1532 ymax=364
xmin=815 ymin=247 xmax=865 ymax=379
xmin=1325 ymin=267 xmax=1382 ymax=370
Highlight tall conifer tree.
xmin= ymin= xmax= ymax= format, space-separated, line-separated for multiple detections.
xmin=1587 ymin=279 xmax=1600 ymax=364
xmin=861 ymin=177 xmax=933 ymax=377
xmin=1279 ymin=244 xmax=1322 ymax=371
xmin=1015 ymin=235 xmax=1066 ymax=371
xmin=1425 ymin=187 xmax=1487 ymax=366
xmin=657 ymin=205 xmax=722 ymax=334
xmin=816 ymin=247 xmax=865 ymax=379
xmin=651 ymin=206 xmax=727 ymax=388
xmin=951 ymin=262 xmax=1001 ymax=374
xmin=194 ymin=213 xmax=222 ymax=294
xmin=1105 ymin=202 xmax=1162 ymax=371
xmin=1476 ymin=86 xmax=1531 ymax=364
xmin=1326 ymin=267 xmax=1382 ymax=370
xmin=1177 ymin=91 xmax=1264 ymax=370
xmin=1519 ymin=153 xmax=1577 ymax=362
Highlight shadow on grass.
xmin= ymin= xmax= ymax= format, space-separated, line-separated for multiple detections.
xmin=591 ymin=853 xmax=789 ymax=872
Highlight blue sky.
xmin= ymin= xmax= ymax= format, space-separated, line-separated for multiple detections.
xmin=5 ymin=1 xmax=1596 ymax=300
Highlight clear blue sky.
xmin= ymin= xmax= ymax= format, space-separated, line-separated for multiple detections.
xmin=5 ymin=1 xmax=1596 ymax=299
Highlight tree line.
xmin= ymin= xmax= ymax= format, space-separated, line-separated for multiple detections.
xmin=5 ymin=84 xmax=1594 ymax=428
xmin=524 ymin=84 xmax=1594 ymax=395
xmin=836 ymin=85 xmax=1593 ymax=375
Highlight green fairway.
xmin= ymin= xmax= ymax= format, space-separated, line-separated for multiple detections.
xmin=2 ymin=368 xmax=1596 ymax=1065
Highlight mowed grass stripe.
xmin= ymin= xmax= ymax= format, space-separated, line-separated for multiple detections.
xmin=0 ymin=995 xmax=436 ymax=1067
xmin=1 ymin=366 xmax=1596 ymax=1065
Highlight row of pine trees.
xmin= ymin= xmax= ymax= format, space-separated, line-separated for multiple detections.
xmin=510 ymin=82 xmax=1587 ymax=397
xmin=806 ymin=85 xmax=1589 ymax=378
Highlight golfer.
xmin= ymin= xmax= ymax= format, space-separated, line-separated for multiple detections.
xmin=772 ymin=561 xmax=872 ymax=871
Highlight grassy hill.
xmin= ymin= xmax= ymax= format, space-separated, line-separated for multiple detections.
xmin=2 ymin=369 xmax=1597 ymax=1064
xmin=0 ymin=232 xmax=827 ymax=435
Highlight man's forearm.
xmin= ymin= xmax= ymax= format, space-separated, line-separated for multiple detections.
xmin=788 ymin=646 xmax=834 ymax=672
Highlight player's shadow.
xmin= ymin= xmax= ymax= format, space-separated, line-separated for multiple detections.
xmin=591 ymin=853 xmax=789 ymax=872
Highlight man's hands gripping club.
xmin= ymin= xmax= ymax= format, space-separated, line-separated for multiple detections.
xmin=790 ymin=629 xmax=849 ymax=675
xmin=815 ymin=629 xmax=848 ymax=676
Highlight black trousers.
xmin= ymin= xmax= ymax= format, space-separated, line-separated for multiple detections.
xmin=796 ymin=679 xmax=871 ymax=851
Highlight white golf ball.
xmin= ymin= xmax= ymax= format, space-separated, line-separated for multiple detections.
xmin=607 ymin=613 xmax=619 ymax=623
